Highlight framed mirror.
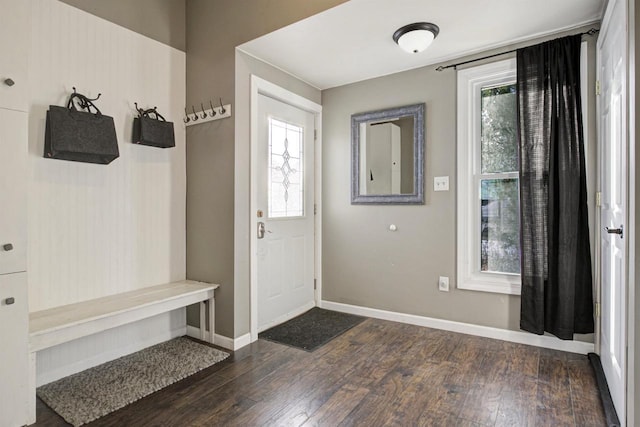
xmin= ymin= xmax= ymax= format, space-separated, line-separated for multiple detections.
xmin=351 ymin=103 xmax=425 ymax=204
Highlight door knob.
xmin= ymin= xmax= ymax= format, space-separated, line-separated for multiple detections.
xmin=3 ymin=78 xmax=15 ymax=87
xmin=5 ymin=297 xmax=15 ymax=305
xmin=2 ymin=243 xmax=13 ymax=251
xmin=605 ymin=225 xmax=623 ymax=238
xmin=257 ymin=222 xmax=272 ymax=239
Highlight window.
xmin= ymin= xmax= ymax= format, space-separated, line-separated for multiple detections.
xmin=457 ymin=59 xmax=521 ymax=294
xmin=268 ymin=117 xmax=304 ymax=218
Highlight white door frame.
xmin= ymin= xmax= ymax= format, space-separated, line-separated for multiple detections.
xmin=625 ymin=0 xmax=637 ymax=422
xmin=249 ymin=75 xmax=322 ymax=342
xmin=596 ymin=0 xmax=635 ymax=423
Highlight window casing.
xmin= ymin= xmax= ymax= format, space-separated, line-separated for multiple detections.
xmin=457 ymin=59 xmax=521 ymax=294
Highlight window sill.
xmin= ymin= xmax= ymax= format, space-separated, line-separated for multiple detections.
xmin=457 ymin=279 xmax=521 ymax=296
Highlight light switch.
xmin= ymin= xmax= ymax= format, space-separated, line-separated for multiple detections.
xmin=434 ymin=176 xmax=449 ymax=192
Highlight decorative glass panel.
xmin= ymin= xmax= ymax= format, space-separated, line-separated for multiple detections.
xmin=480 ymin=178 xmax=520 ymax=274
xmin=481 ymin=84 xmax=518 ymax=174
xmin=268 ymin=118 xmax=304 ymax=218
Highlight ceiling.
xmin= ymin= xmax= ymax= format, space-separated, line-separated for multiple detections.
xmin=237 ymin=0 xmax=604 ymax=90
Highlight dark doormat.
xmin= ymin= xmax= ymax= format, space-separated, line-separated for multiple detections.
xmin=259 ymin=308 xmax=366 ymax=352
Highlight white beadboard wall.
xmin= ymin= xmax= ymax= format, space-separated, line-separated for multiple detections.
xmin=28 ymin=0 xmax=186 ymax=311
xmin=27 ymin=0 xmax=187 ymax=383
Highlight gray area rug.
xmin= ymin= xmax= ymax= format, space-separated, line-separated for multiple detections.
xmin=37 ymin=337 xmax=229 ymax=426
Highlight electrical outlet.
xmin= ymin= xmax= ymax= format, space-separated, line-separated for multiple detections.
xmin=438 ymin=276 xmax=449 ymax=292
xmin=434 ymin=176 xmax=449 ymax=191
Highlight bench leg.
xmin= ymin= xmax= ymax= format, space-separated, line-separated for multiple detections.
xmin=27 ymin=352 xmax=36 ymax=425
xmin=208 ymin=296 xmax=215 ymax=345
xmin=199 ymin=301 xmax=206 ymax=342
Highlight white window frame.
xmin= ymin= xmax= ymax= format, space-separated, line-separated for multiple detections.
xmin=457 ymin=58 xmax=521 ymax=295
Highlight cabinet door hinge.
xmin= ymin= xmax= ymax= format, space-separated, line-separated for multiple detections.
xmin=596 ymin=191 xmax=601 ymax=207
xmin=314 ymin=279 xmax=317 ymax=290
xmin=314 ymin=204 xmax=317 ymax=215
xmin=314 ymin=129 xmax=317 ymax=140
xmin=596 ymin=80 xmax=601 ymax=96
xmin=595 ymin=302 xmax=601 ymax=318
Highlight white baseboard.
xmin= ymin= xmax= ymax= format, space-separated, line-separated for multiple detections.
xmin=186 ymin=326 xmax=251 ymax=351
xmin=320 ymin=300 xmax=594 ymax=355
xmin=37 ymin=326 xmax=186 ymax=386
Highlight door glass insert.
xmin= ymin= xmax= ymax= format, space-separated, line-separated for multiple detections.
xmin=268 ymin=117 xmax=304 ymax=218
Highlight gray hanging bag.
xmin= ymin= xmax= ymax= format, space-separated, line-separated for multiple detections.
xmin=132 ymin=106 xmax=175 ymax=149
xmin=44 ymin=91 xmax=119 ymax=165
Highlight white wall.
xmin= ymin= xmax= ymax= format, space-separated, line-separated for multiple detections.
xmin=27 ymin=0 xmax=186 ymax=383
xmin=28 ymin=0 xmax=186 ymax=310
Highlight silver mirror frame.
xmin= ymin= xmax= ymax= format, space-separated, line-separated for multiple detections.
xmin=351 ymin=103 xmax=425 ymax=204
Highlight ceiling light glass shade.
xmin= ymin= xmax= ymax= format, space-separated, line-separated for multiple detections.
xmin=393 ymin=23 xmax=440 ymax=54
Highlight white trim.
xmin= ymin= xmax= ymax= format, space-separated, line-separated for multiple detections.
xmin=456 ymin=58 xmax=521 ymax=295
xmin=314 ymin=113 xmax=323 ymax=304
xmin=249 ymin=75 xmax=323 ymax=343
xmin=186 ymin=326 xmax=251 ymax=351
xmin=626 ymin=0 xmax=637 ymax=423
xmin=320 ymin=300 xmax=595 ymax=355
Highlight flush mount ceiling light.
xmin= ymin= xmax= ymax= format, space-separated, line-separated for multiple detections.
xmin=393 ymin=22 xmax=440 ymax=54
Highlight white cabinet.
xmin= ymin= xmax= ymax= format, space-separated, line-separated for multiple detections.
xmin=0 ymin=1 xmax=30 ymax=425
xmin=0 ymin=110 xmax=28 ymax=427
xmin=0 ymin=0 xmax=29 ymax=112
xmin=0 ymin=109 xmax=27 ymax=275
xmin=0 ymin=272 xmax=28 ymax=427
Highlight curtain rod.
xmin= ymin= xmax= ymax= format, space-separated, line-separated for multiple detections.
xmin=435 ymin=27 xmax=599 ymax=72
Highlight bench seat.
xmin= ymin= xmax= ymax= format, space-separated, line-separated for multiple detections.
xmin=27 ymin=280 xmax=218 ymax=424
xmin=29 ymin=280 xmax=218 ymax=352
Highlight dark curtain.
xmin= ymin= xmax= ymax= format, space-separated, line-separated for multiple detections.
xmin=517 ymin=34 xmax=594 ymax=340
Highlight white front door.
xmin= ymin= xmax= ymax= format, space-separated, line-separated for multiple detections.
xmin=598 ymin=0 xmax=627 ymax=420
xmin=256 ymin=94 xmax=315 ymax=332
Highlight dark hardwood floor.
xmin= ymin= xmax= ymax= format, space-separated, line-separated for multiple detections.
xmin=34 ymin=318 xmax=606 ymax=426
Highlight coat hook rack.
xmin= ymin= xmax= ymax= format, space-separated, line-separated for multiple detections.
xmin=184 ymin=98 xmax=232 ymax=127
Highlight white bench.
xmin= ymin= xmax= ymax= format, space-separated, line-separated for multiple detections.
xmin=27 ymin=280 xmax=218 ymax=424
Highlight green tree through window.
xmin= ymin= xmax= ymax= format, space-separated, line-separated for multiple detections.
xmin=480 ymin=84 xmax=520 ymax=274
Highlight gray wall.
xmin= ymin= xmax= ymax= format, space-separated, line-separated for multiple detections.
xmin=321 ymin=27 xmax=598 ymax=338
xmin=185 ymin=0 xmax=347 ymax=338
xmin=397 ymin=117 xmax=414 ymax=193
xmin=59 ymin=0 xmax=186 ymax=51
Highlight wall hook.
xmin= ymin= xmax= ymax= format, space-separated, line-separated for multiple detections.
xmin=219 ymin=98 xmax=226 ymax=114
xmin=191 ymin=105 xmax=199 ymax=121
xmin=134 ymin=102 xmax=145 ymax=116
xmin=209 ymin=100 xmax=217 ymax=117
xmin=200 ymin=103 xmax=207 ymax=119
xmin=86 ymin=93 xmax=102 ymax=102
xmin=183 ymin=107 xmax=190 ymax=123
